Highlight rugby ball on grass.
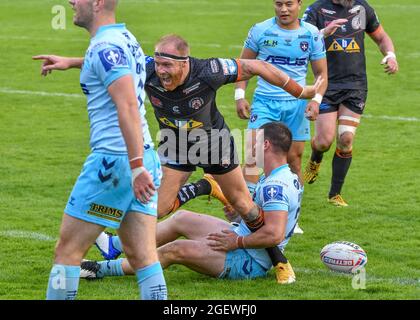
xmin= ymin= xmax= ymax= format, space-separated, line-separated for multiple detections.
xmin=320 ymin=241 xmax=367 ymax=274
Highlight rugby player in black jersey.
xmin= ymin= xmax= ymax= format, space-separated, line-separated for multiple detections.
xmin=302 ymin=0 xmax=398 ymax=206
xmin=33 ymin=34 xmax=323 ymax=282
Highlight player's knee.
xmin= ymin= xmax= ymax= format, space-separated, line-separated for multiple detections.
xmin=313 ymin=137 xmax=333 ymax=152
xmin=160 ymin=241 xmax=190 ymax=263
xmin=53 ymin=240 xmax=84 ymax=265
xmin=170 ymin=210 xmax=193 ymax=224
xmin=338 ymin=131 xmax=354 ymax=151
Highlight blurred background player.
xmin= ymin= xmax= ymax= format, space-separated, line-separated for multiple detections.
xmin=235 ymin=0 xmax=328 ymax=232
xmin=81 ymin=122 xmax=302 ymax=284
xmin=302 ymin=0 xmax=399 ymax=206
xmin=34 ymin=0 xmax=167 ymax=300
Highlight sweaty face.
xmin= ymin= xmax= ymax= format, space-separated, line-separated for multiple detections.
xmin=274 ymin=0 xmax=301 ymax=27
xmin=69 ymin=0 xmax=94 ymax=29
xmin=154 ymin=46 xmax=188 ymax=91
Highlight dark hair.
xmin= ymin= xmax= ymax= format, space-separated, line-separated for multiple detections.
xmin=259 ymin=122 xmax=292 ymax=154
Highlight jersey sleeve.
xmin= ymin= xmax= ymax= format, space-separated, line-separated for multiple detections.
xmin=145 ymin=55 xmax=155 ymax=81
xmin=243 ymin=24 xmax=260 ymax=53
xmin=90 ymin=43 xmax=132 ymax=88
xmin=310 ymin=31 xmax=326 ymax=61
xmin=365 ymin=3 xmax=381 ymax=34
xmin=202 ymin=58 xmax=240 ymax=90
xmin=302 ymin=5 xmax=320 ymax=28
xmin=260 ymin=184 xmax=289 ymax=212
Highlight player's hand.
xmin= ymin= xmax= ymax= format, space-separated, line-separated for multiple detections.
xmin=236 ymin=99 xmax=250 ymax=119
xmin=207 ymin=229 xmax=238 ymax=252
xmin=381 ymin=57 xmax=399 ymax=75
xmin=132 ymin=169 xmax=156 ymax=204
xmin=305 ymin=100 xmax=320 ymax=121
xmin=301 ymin=76 xmax=324 ymax=99
xmin=322 ymin=19 xmax=348 ymax=37
xmin=32 ymin=55 xmax=73 ymax=76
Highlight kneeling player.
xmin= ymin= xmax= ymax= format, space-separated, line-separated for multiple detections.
xmin=82 ymin=122 xmax=302 ymax=283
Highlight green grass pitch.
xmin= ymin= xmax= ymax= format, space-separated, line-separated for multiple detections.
xmin=0 ymin=0 xmax=419 ymax=300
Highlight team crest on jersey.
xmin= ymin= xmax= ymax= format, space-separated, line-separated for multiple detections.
xmin=328 ymin=38 xmax=360 ymax=53
xmin=150 ymin=96 xmax=163 ymax=107
xmin=300 ymin=41 xmax=309 ymax=52
xmin=189 ymin=97 xmax=204 ymax=110
xmin=98 ymin=47 xmax=128 ymax=71
xmin=263 ymin=185 xmax=284 ymax=203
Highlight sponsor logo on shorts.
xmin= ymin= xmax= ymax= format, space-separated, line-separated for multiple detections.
xmin=88 ymin=203 xmax=123 ymax=222
xmin=250 ymin=114 xmax=258 ymax=123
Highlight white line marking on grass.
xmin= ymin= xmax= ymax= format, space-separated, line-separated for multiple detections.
xmin=0 ymin=230 xmax=57 ymax=242
xmin=363 ymin=114 xmax=420 ymax=122
xmin=0 ymin=88 xmax=84 ymax=99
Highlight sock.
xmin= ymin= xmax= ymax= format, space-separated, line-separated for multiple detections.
xmin=97 ymin=259 xmax=125 ymax=278
xmin=111 ymin=236 xmax=123 ymax=253
xmin=176 ymin=179 xmax=211 ymax=207
xmin=46 ymin=264 xmax=80 ymax=300
xmin=329 ymin=148 xmax=352 ymax=198
xmin=136 ymin=262 xmax=167 ymax=300
xmin=266 ymin=247 xmax=288 ymax=264
xmin=246 ymin=181 xmax=257 ymax=197
xmin=311 ymin=139 xmax=324 ymax=163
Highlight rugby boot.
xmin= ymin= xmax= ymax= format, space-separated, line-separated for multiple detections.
xmin=80 ymin=260 xmax=103 ymax=280
xmin=203 ymin=174 xmax=234 ymax=212
xmin=95 ymin=231 xmax=122 ymax=260
xmin=303 ymin=160 xmax=322 ymax=184
xmin=274 ymin=261 xmax=296 ymax=284
xmin=328 ymin=194 xmax=349 ymax=207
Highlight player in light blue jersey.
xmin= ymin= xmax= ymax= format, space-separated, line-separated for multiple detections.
xmin=235 ymin=0 xmax=327 ymax=234
xmin=80 ymin=122 xmax=301 ymax=284
xmin=33 ymin=0 xmax=166 ymax=300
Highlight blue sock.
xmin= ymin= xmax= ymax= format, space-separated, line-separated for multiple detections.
xmin=46 ymin=264 xmax=80 ymax=300
xmin=111 ymin=236 xmax=123 ymax=252
xmin=97 ymin=259 xmax=125 ymax=278
xmin=246 ymin=181 xmax=257 ymax=196
xmin=136 ymin=262 xmax=167 ymax=300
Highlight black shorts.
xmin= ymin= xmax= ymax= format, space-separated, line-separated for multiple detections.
xmin=158 ymin=135 xmax=239 ymax=175
xmin=320 ymin=89 xmax=368 ymax=115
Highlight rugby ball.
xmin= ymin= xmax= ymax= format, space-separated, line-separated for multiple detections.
xmin=320 ymin=241 xmax=367 ymax=274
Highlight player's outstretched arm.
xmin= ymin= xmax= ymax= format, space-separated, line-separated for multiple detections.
xmin=237 ymin=59 xmax=323 ymax=100
xmin=32 ymin=55 xmax=84 ymax=76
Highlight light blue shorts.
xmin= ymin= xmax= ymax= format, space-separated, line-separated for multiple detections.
xmin=64 ymin=148 xmax=162 ymax=229
xmin=248 ymin=96 xmax=310 ymax=141
xmin=219 ymin=249 xmax=268 ymax=280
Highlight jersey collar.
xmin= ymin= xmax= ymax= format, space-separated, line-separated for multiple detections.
xmin=261 ymin=164 xmax=289 ymax=182
xmin=95 ymin=23 xmax=126 ymax=37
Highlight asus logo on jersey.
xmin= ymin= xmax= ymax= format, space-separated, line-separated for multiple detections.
xmin=265 ymin=56 xmax=307 ymax=66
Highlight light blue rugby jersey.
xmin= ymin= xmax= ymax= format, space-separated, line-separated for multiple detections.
xmin=244 ymin=18 xmax=325 ymax=100
xmin=80 ymin=23 xmax=153 ymax=154
xmin=233 ymin=164 xmax=303 ymax=270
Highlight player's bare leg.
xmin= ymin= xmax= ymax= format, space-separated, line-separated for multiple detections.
xmin=328 ymin=105 xmax=361 ymax=207
xmin=112 ymin=210 xmax=230 ymax=276
xmin=304 ymin=111 xmax=337 ymax=184
xmin=117 ymin=211 xmax=167 ymax=299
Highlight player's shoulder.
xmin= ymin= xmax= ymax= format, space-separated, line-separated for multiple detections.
xmin=300 ymin=20 xmax=321 ymax=34
xmin=249 ymin=17 xmax=278 ymax=36
xmin=304 ymin=0 xmax=325 ymax=12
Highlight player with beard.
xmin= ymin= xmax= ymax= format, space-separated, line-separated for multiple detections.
xmin=302 ymin=0 xmax=398 ymax=206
